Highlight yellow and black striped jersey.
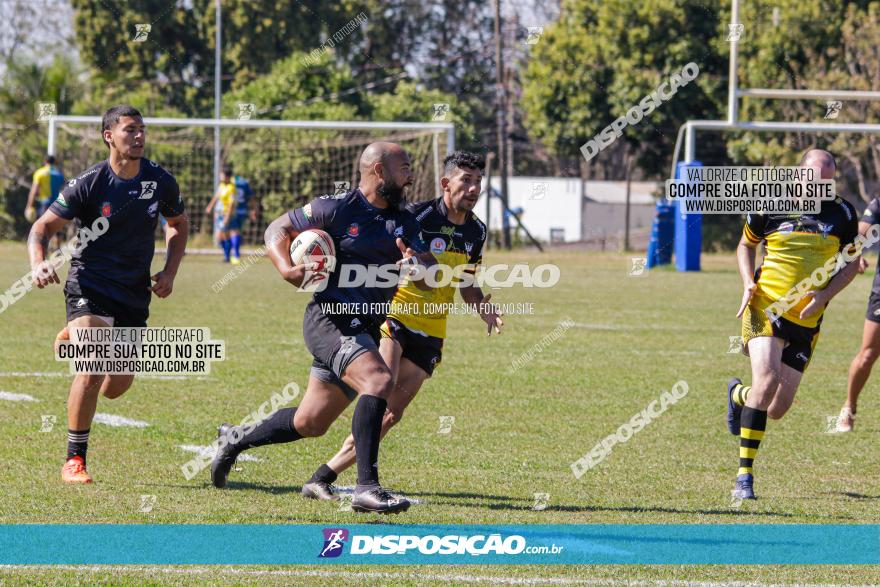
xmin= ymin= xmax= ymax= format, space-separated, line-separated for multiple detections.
xmin=743 ymin=196 xmax=858 ymax=328
xmin=391 ymin=197 xmax=486 ymax=338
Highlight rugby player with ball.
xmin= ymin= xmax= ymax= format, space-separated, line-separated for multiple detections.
xmin=210 ymin=142 xmax=432 ymax=514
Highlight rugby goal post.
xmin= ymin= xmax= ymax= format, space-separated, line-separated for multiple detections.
xmin=46 ymin=116 xmax=455 ymax=246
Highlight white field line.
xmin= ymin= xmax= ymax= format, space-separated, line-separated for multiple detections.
xmin=0 ymin=566 xmax=870 ymax=587
xmin=0 ymin=372 xmax=211 ymax=380
xmin=0 ymin=391 xmax=38 ymax=401
xmin=93 ymin=413 xmax=149 ymax=428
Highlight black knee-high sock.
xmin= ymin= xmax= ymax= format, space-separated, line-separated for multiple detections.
xmin=229 ymin=407 xmax=301 ymax=452
xmin=352 ymin=395 xmax=386 ymax=487
xmin=309 ymin=463 xmax=338 ymax=484
xmin=67 ymin=428 xmax=90 ymax=463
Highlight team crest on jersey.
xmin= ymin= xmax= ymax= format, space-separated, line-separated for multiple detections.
xmin=430 ymin=237 xmax=446 ymax=254
xmin=303 ymin=203 xmax=313 ymax=220
xmin=393 ymin=226 xmax=404 ymax=238
xmin=101 ymin=201 xmax=112 ymax=217
xmin=347 ymin=223 xmax=359 ymax=237
xmin=817 ymin=221 xmax=833 ymax=238
xmin=140 ymin=181 xmax=157 ymax=199
xmin=147 ymin=201 xmax=158 ymax=218
xmin=56 ymin=194 xmax=68 ymax=207
xmin=465 ymin=241 xmax=474 ymax=255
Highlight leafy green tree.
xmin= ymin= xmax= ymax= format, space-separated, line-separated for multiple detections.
xmin=522 ymin=0 xmax=725 ymax=180
xmin=728 ymin=0 xmax=880 ymax=203
xmin=0 ymin=56 xmax=83 ymax=238
xmin=70 ymin=0 xmax=208 ymax=114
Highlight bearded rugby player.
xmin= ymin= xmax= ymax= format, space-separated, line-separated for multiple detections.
xmin=210 ymin=142 xmax=434 ymax=514
xmin=300 ymin=150 xmax=504 ymax=501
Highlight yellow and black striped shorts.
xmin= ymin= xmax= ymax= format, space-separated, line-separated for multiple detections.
xmin=741 ymin=304 xmax=821 ymax=373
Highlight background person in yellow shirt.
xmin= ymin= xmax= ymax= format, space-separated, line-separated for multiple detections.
xmin=25 ymin=155 xmax=66 ymax=248
xmin=204 ymin=165 xmax=238 ymax=263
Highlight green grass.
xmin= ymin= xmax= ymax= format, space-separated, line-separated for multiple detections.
xmin=1 ymin=241 xmax=879 ymax=585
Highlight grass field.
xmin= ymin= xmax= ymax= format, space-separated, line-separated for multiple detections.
xmin=1 ymin=241 xmax=879 ymax=585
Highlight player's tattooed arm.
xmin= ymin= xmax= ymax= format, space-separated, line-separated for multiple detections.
xmin=27 ymin=211 xmax=69 ymax=288
xmin=264 ymin=212 xmax=315 ymax=288
xmin=27 ymin=228 xmax=49 ymax=250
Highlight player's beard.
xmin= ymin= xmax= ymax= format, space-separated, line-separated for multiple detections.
xmin=378 ymin=181 xmax=406 ymax=210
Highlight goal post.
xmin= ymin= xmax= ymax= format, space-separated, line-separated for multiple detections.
xmin=46 ymin=116 xmax=455 ymax=246
xmin=650 ymin=0 xmax=880 ymax=271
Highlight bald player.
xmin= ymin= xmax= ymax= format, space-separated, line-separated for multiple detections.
xmin=725 ymin=149 xmax=860 ymax=500
xmin=300 ymin=150 xmax=503 ymax=501
xmin=209 ymin=142 xmax=433 ymax=514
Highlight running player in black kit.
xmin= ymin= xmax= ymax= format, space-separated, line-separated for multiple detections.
xmin=210 ymin=142 xmax=432 ymax=514
xmin=28 ymin=105 xmax=189 ymax=484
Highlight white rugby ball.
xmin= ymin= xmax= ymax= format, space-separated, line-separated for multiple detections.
xmin=290 ymin=229 xmax=336 ymax=291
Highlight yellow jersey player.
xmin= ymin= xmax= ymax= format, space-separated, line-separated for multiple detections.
xmin=299 ymin=150 xmax=504 ymax=501
xmin=26 ymin=155 xmax=65 ymax=247
xmin=206 ymin=166 xmax=237 ymax=263
xmin=204 ymin=164 xmax=252 ymax=264
xmin=726 ymin=149 xmax=860 ymax=500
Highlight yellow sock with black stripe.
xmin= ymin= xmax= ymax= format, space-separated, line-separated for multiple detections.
xmin=732 ymin=383 xmax=751 ymax=407
xmin=738 ymin=406 xmax=767 ymax=476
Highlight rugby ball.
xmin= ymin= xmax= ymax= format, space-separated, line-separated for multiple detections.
xmin=290 ymin=229 xmax=336 ymax=292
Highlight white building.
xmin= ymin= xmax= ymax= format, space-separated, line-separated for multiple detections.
xmin=483 ymin=177 xmax=660 ymax=244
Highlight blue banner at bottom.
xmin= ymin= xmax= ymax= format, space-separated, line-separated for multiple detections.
xmin=1 ymin=524 xmax=878 ymax=565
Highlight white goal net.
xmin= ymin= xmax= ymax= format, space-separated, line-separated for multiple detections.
xmin=47 ymin=117 xmax=454 ymax=245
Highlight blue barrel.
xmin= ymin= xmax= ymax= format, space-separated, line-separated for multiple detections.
xmin=674 ymin=160 xmax=702 ymax=271
xmin=646 ymin=201 xmax=675 ymax=268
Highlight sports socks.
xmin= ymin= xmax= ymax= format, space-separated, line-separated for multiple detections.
xmin=67 ymin=428 xmax=90 ymax=463
xmin=220 ymin=238 xmax=231 ymax=261
xmin=352 ymin=394 xmax=386 ymax=487
xmin=230 ymin=407 xmax=302 ymax=452
xmin=230 ymin=234 xmax=241 ymax=259
xmin=309 ymin=463 xmax=338 ymax=485
xmin=732 ymin=382 xmax=751 ymax=406
xmin=739 ymin=406 xmax=767 ymax=476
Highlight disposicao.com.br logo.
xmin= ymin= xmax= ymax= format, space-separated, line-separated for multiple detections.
xmin=318 ymin=528 xmax=564 ymax=558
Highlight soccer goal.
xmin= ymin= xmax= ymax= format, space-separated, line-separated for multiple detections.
xmin=46 ymin=116 xmax=455 ymax=245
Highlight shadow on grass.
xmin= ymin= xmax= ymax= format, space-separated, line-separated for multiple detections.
xmin=838 ymin=492 xmax=880 ymax=500
xmin=153 ymin=484 xmax=860 ymax=521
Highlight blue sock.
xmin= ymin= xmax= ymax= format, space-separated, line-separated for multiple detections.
xmin=231 ymin=234 xmax=241 ymax=258
xmin=220 ymin=238 xmax=230 ymax=261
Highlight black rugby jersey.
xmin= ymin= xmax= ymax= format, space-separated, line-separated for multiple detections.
xmin=49 ymin=159 xmax=185 ymax=310
xmin=288 ymin=189 xmax=428 ymax=324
